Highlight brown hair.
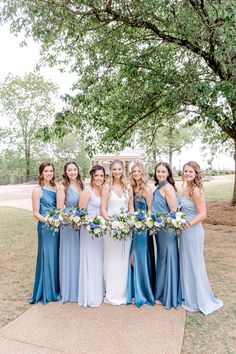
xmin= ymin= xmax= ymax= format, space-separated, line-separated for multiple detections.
xmin=38 ymin=162 xmax=56 ymax=187
xmin=130 ymin=161 xmax=148 ymax=199
xmin=182 ymin=161 xmax=203 ymax=197
xmin=90 ymin=165 xmax=106 ymax=187
xmin=62 ymin=161 xmax=84 ymax=194
xmin=154 ymin=162 xmax=176 ymax=191
xmin=110 ymin=159 xmax=127 ymax=192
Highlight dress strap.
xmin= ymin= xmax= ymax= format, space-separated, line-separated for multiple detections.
xmin=157 ymin=181 xmax=169 ymax=190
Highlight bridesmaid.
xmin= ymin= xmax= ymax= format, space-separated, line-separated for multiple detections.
xmin=127 ymin=161 xmax=155 ymax=307
xmin=101 ymin=160 xmax=133 ymax=305
xmin=180 ymin=161 xmax=223 ymax=315
xmin=78 ymin=165 xmax=105 ymax=307
xmin=30 ymin=162 xmax=60 ymax=304
xmin=152 ymin=162 xmax=182 ymax=309
xmin=57 ymin=161 xmax=83 ymax=303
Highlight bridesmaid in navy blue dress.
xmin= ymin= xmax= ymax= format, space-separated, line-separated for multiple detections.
xmin=152 ymin=162 xmax=181 ymax=309
xmin=127 ymin=162 xmax=155 ymax=308
xmin=57 ymin=161 xmax=83 ymax=303
xmin=30 ymin=162 xmax=60 ymax=304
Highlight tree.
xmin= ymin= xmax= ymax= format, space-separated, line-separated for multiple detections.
xmin=1 ymin=1 xmax=235 ymax=203
xmin=0 ymin=73 xmax=58 ymax=178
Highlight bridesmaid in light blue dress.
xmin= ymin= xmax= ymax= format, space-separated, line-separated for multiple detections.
xmin=30 ymin=162 xmax=60 ymax=304
xmin=57 ymin=161 xmax=83 ymax=303
xmin=180 ymin=161 xmax=223 ymax=315
xmin=78 ymin=165 xmax=105 ymax=307
xmin=152 ymin=162 xmax=181 ymax=309
xmin=127 ymin=162 xmax=155 ymax=308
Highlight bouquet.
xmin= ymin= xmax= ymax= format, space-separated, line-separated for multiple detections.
xmin=87 ymin=215 xmax=107 ymax=238
xmin=130 ymin=209 xmax=147 ymax=232
xmin=109 ymin=209 xmax=132 ymax=241
xmin=165 ymin=210 xmax=188 ymax=233
xmin=45 ymin=209 xmax=63 ymax=232
xmin=68 ymin=207 xmax=89 ymax=230
xmin=146 ymin=212 xmax=165 ymax=235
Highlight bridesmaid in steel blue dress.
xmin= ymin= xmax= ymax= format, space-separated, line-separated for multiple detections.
xmin=127 ymin=162 xmax=155 ymax=307
xmin=57 ymin=161 xmax=83 ymax=303
xmin=152 ymin=162 xmax=181 ymax=309
xmin=78 ymin=165 xmax=105 ymax=307
xmin=180 ymin=161 xmax=223 ymax=315
xmin=30 ymin=162 xmax=60 ymax=304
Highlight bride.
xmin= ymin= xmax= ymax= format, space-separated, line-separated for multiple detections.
xmin=101 ymin=159 xmax=133 ymax=305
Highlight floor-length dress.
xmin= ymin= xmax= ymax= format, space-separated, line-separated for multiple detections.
xmin=104 ymin=190 xmax=131 ymax=305
xmin=127 ymin=193 xmax=155 ymax=307
xmin=30 ymin=188 xmax=60 ymax=304
xmin=152 ymin=181 xmax=182 ymax=309
xmin=180 ymin=197 xmax=223 ymax=315
xmin=59 ymin=186 xmax=80 ymax=303
xmin=78 ymin=189 xmax=104 ymax=307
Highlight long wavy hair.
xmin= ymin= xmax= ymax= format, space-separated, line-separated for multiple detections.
xmin=110 ymin=159 xmax=127 ymax=192
xmin=154 ymin=162 xmax=176 ymax=191
xmin=130 ymin=161 xmax=148 ymax=199
xmin=38 ymin=162 xmax=56 ymax=187
xmin=90 ymin=165 xmax=106 ymax=187
xmin=62 ymin=161 xmax=84 ymax=194
xmin=183 ymin=161 xmax=203 ymax=197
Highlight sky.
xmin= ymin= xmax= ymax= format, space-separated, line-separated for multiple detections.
xmin=0 ymin=24 xmax=234 ymax=170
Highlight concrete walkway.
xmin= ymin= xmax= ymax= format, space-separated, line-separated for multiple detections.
xmin=0 ymin=184 xmax=186 ymax=354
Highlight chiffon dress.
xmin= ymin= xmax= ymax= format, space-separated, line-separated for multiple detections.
xmin=104 ymin=190 xmax=131 ymax=305
xmin=59 ymin=186 xmax=80 ymax=303
xmin=30 ymin=188 xmax=60 ymax=304
xmin=152 ymin=181 xmax=182 ymax=309
xmin=127 ymin=193 xmax=155 ymax=307
xmin=78 ymin=189 xmax=104 ymax=307
xmin=180 ymin=197 xmax=223 ymax=315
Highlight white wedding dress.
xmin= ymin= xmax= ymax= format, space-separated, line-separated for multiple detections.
xmin=104 ymin=190 xmax=132 ymax=305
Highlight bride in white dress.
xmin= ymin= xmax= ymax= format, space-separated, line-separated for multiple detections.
xmin=101 ymin=160 xmax=133 ymax=305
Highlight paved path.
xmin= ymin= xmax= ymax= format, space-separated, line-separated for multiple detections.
xmin=0 ymin=184 xmax=186 ymax=354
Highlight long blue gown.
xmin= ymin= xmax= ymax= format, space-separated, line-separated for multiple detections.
xmin=180 ymin=197 xmax=223 ymax=315
xmin=30 ymin=188 xmax=60 ymax=304
xmin=127 ymin=193 xmax=155 ymax=308
xmin=152 ymin=181 xmax=182 ymax=309
xmin=59 ymin=186 xmax=80 ymax=303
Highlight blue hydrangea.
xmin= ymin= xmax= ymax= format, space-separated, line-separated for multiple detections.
xmin=136 ymin=213 xmax=145 ymax=221
xmin=169 ymin=212 xmax=176 ymax=219
xmin=90 ymin=223 xmax=100 ymax=229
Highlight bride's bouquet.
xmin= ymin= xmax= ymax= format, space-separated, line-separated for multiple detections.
xmin=109 ymin=209 xmax=132 ymax=241
xmin=165 ymin=210 xmax=188 ymax=232
xmin=68 ymin=207 xmax=89 ymax=230
xmin=87 ymin=215 xmax=107 ymax=238
xmin=130 ymin=210 xmax=147 ymax=232
xmin=146 ymin=212 xmax=165 ymax=235
xmin=45 ymin=209 xmax=63 ymax=232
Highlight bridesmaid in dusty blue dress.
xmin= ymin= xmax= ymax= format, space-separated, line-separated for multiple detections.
xmin=152 ymin=162 xmax=181 ymax=309
xmin=78 ymin=165 xmax=105 ymax=307
xmin=30 ymin=162 xmax=60 ymax=304
xmin=57 ymin=161 xmax=83 ymax=303
xmin=127 ymin=162 xmax=155 ymax=308
xmin=180 ymin=161 xmax=223 ymax=315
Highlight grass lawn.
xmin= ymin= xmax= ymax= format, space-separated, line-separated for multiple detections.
xmin=0 ymin=206 xmax=235 ymax=353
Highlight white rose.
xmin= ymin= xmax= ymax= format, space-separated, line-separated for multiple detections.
xmin=94 ymin=228 xmax=100 ymax=235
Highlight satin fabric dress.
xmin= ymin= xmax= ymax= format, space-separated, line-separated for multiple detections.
xmin=127 ymin=193 xmax=155 ymax=307
xmin=104 ymin=190 xmax=131 ymax=305
xmin=30 ymin=188 xmax=60 ymax=304
xmin=59 ymin=186 xmax=80 ymax=303
xmin=152 ymin=181 xmax=182 ymax=309
xmin=78 ymin=189 xmax=104 ymax=307
xmin=180 ymin=197 xmax=223 ymax=315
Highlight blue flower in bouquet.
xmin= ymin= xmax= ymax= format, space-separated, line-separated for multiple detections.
xmin=136 ymin=212 xmax=146 ymax=221
xmin=90 ymin=222 xmax=100 ymax=229
xmin=52 ymin=214 xmax=59 ymax=219
xmin=76 ymin=209 xmax=86 ymax=217
xmin=169 ymin=212 xmax=176 ymax=219
xmin=156 ymin=217 xmax=164 ymax=223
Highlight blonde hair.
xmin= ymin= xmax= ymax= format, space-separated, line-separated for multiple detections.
xmin=183 ymin=161 xmax=204 ymax=197
xmin=130 ymin=161 xmax=148 ymax=199
xmin=110 ymin=159 xmax=127 ymax=192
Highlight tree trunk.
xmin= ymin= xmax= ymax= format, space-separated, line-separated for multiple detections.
xmin=230 ymin=139 xmax=236 ymax=206
xmin=25 ymin=149 xmax=30 ymax=180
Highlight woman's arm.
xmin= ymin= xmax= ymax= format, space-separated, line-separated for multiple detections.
xmin=128 ymin=186 xmax=134 ymax=213
xmin=101 ymin=184 xmax=110 ymax=220
xmin=56 ymin=183 xmax=66 ymax=210
xmin=188 ymin=188 xmax=206 ymax=228
xmin=32 ymin=186 xmax=45 ymax=223
xmin=79 ymin=189 xmax=91 ymax=209
xmin=164 ymin=184 xmax=178 ymax=212
xmin=146 ymin=186 xmax=153 ymax=214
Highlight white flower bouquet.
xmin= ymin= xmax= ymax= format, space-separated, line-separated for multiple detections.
xmin=87 ymin=215 xmax=107 ymax=238
xmin=45 ymin=209 xmax=63 ymax=232
xmin=67 ymin=207 xmax=89 ymax=230
xmin=146 ymin=212 xmax=165 ymax=235
xmin=130 ymin=209 xmax=147 ymax=232
xmin=109 ymin=209 xmax=132 ymax=241
xmin=165 ymin=210 xmax=188 ymax=232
